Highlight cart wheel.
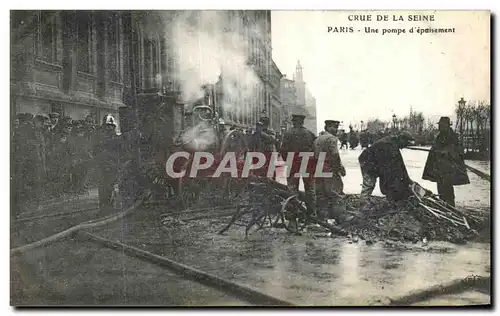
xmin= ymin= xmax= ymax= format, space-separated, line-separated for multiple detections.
xmin=280 ymin=195 xmax=308 ymax=233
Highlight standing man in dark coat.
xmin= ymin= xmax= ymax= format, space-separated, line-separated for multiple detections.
xmin=280 ymin=114 xmax=317 ymax=218
xmin=358 ymin=131 xmax=415 ymax=201
xmin=339 ymin=130 xmax=348 ymax=149
xmin=94 ymin=114 xmax=121 ymax=213
xmin=249 ymin=116 xmax=277 ymax=178
xmin=422 ymin=117 xmax=469 ymax=207
xmin=348 ymin=126 xmax=359 ymax=149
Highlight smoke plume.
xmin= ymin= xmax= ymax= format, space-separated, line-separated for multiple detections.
xmin=142 ymin=10 xmax=264 ymax=149
xmin=164 ymin=11 xmax=261 ymax=114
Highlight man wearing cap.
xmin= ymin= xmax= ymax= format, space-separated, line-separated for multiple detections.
xmin=280 ymin=114 xmax=317 ymax=219
xmin=422 ymin=117 xmax=469 ymax=207
xmin=249 ymin=116 xmax=277 ymax=178
xmin=358 ymin=130 xmax=415 ymax=201
xmin=49 ymin=112 xmax=60 ymax=128
xmin=46 ymin=112 xmax=61 ymax=145
xmin=314 ymin=120 xmax=346 ymax=219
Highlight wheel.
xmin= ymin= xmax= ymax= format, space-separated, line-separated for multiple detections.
xmin=280 ymin=195 xmax=308 ymax=233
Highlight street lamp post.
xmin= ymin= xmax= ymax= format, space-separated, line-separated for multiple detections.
xmin=458 ymin=97 xmax=466 ymax=150
xmin=458 ymin=97 xmax=466 ymax=132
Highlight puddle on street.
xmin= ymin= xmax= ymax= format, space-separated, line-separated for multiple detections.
xmin=100 ymin=212 xmax=490 ymax=306
xmin=220 ymin=231 xmax=491 ymax=305
xmin=93 ymin=148 xmax=490 ymax=306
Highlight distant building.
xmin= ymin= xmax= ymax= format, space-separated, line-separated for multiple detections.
xmin=280 ymin=75 xmax=297 ymax=129
xmin=279 ymin=60 xmax=317 ymax=134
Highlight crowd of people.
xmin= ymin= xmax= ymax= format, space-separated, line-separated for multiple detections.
xmin=11 ymin=107 xmax=469 ymax=224
xmin=11 ymin=112 xmax=118 ymax=215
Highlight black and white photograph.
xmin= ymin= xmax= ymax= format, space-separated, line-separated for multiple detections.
xmin=9 ymin=9 xmax=491 ymax=306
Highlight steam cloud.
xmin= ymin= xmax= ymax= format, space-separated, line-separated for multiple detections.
xmin=164 ymin=11 xmax=262 ymax=115
xmin=180 ymin=120 xmax=217 ymax=151
xmin=142 ymin=11 xmax=265 ymax=149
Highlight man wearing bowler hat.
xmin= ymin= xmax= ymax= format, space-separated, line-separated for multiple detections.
xmin=314 ymin=120 xmax=346 ymax=220
xmin=280 ymin=114 xmax=317 ymax=222
xmin=422 ymin=117 xmax=469 ymax=207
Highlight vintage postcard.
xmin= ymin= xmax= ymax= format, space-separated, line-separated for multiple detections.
xmin=10 ymin=10 xmax=491 ymax=306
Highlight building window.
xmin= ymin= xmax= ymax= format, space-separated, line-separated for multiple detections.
xmin=76 ymin=11 xmax=94 ymax=74
xmin=108 ymin=13 xmax=121 ymax=82
xmin=152 ymin=39 xmax=160 ymax=85
xmin=36 ymin=11 xmax=58 ymax=63
xmin=143 ymin=37 xmax=160 ymax=88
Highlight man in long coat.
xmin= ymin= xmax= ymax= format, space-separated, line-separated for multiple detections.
xmin=249 ymin=116 xmax=277 ymax=178
xmin=94 ymin=114 xmax=121 ymax=213
xmin=314 ymin=120 xmax=346 ymax=219
xmin=280 ymin=114 xmax=317 ymax=218
xmin=358 ymin=131 xmax=414 ymax=201
xmin=422 ymin=117 xmax=469 ymax=207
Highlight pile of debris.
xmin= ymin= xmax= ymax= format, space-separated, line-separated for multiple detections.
xmin=333 ymin=193 xmax=488 ymax=244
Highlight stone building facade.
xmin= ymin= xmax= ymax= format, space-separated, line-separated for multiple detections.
xmin=11 ymin=11 xmax=130 ymax=127
xmin=11 ymin=10 xmax=276 ymax=139
xmin=269 ymin=59 xmax=283 ymax=131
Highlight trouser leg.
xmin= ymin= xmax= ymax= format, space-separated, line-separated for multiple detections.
xmin=360 ymin=169 xmax=377 ymax=199
xmin=331 ymin=173 xmax=344 ymax=195
xmin=303 ymin=177 xmax=317 ymax=217
xmin=437 ymin=182 xmax=455 ymax=207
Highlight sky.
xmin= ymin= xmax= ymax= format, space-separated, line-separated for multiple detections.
xmin=270 ymin=11 xmax=490 ymax=131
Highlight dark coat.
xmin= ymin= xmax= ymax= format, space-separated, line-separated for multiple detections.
xmin=280 ymin=126 xmax=316 ymax=174
xmin=358 ymin=136 xmax=412 ymax=200
xmin=422 ymin=129 xmax=470 ymax=185
xmin=249 ymin=128 xmax=277 ymax=153
xmin=94 ymin=132 xmax=122 ymax=185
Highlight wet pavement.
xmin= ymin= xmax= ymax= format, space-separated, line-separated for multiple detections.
xmin=11 ymin=239 xmax=251 ymax=306
xmin=93 ymin=209 xmax=490 ymax=306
